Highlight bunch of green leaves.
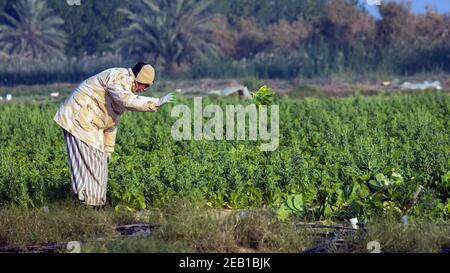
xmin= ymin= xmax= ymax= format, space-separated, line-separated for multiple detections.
xmin=252 ymin=85 xmax=273 ymax=106
xmin=275 ymin=194 xmax=304 ymax=221
xmin=334 ymin=169 xmax=411 ymax=220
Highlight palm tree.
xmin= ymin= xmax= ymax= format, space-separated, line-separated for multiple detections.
xmin=0 ymin=0 xmax=67 ymax=59
xmin=116 ymin=0 xmax=220 ymax=73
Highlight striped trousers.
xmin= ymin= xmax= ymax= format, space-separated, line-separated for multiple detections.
xmin=63 ymin=129 xmax=108 ymax=206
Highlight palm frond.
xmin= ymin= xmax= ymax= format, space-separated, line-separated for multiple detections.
xmin=116 ymin=0 xmax=219 ymax=72
xmin=0 ymin=0 xmax=67 ymax=59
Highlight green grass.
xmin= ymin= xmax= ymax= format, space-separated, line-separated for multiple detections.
xmin=342 ymin=214 xmax=450 ymax=253
xmin=1 ymin=199 xmax=448 ymax=253
xmin=0 ymin=200 xmax=134 ymax=247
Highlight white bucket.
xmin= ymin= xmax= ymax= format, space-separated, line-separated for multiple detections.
xmin=350 ymin=217 xmax=359 ymax=229
xmin=6 ymin=94 xmax=12 ymax=101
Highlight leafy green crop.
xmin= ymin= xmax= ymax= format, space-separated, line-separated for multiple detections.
xmin=0 ymin=91 xmax=449 ymax=221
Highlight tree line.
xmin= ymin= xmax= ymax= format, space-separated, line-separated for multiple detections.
xmin=0 ymin=0 xmax=449 ymax=84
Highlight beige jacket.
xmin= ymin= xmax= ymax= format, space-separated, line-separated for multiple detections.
xmin=54 ymin=67 xmax=159 ymax=153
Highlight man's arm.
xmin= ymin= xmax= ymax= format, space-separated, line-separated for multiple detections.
xmin=107 ymin=81 xmax=159 ymax=112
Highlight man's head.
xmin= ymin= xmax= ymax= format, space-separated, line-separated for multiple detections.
xmin=132 ymin=62 xmax=155 ymax=93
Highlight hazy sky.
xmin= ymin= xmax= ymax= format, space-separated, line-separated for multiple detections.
xmin=363 ymin=0 xmax=450 ymax=18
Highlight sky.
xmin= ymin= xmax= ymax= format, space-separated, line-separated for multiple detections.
xmin=363 ymin=0 xmax=450 ymax=18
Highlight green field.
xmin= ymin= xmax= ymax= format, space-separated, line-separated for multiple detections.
xmin=1 ymin=0 xmax=450 ymax=254
xmin=0 ymin=91 xmax=449 ymax=223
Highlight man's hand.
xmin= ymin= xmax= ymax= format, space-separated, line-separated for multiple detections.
xmin=157 ymin=93 xmax=176 ymax=106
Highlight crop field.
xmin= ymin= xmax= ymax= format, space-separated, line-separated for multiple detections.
xmin=0 ymin=90 xmax=449 ymax=253
xmin=1 ymin=0 xmax=450 ymax=258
